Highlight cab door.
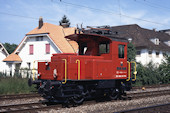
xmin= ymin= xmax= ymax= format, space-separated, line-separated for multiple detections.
xmin=115 ymin=42 xmax=128 ymax=79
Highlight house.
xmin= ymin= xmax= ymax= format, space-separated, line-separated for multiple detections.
xmin=85 ymin=24 xmax=170 ymax=65
xmin=0 ymin=43 xmax=9 ymax=74
xmin=3 ymin=17 xmax=78 ymax=77
xmin=110 ymin=24 xmax=170 ymax=65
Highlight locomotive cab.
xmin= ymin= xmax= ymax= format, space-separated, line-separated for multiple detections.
xmin=66 ymin=34 xmax=111 ymax=57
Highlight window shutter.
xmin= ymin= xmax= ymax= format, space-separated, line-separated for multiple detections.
xmin=29 ymin=45 xmax=33 ymax=55
xmin=46 ymin=44 xmax=50 ymax=54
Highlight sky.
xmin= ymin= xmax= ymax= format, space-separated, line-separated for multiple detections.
xmin=0 ymin=0 xmax=170 ymax=44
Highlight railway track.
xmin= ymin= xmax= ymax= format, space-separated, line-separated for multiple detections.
xmin=115 ymin=103 xmax=170 ymax=113
xmin=132 ymin=84 xmax=170 ymax=90
xmin=0 ymin=89 xmax=169 ymax=113
xmin=0 ymin=93 xmax=41 ymax=101
xmin=0 ymin=102 xmax=62 ymax=113
xmin=127 ymin=89 xmax=170 ymax=99
xmin=0 ymin=84 xmax=169 ymax=101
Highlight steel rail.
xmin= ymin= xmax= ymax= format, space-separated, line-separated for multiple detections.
xmin=0 ymin=93 xmax=41 ymax=101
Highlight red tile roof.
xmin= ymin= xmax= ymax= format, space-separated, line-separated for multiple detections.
xmin=27 ymin=23 xmax=77 ymax=53
xmin=3 ymin=53 xmax=22 ymax=62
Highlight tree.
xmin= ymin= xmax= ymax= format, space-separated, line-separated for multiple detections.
xmin=3 ymin=43 xmax=17 ymax=54
xmin=158 ymin=55 xmax=170 ymax=84
xmin=59 ymin=15 xmax=70 ymax=28
xmin=127 ymin=42 xmax=136 ymax=61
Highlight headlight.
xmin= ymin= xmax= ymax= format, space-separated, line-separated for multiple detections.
xmin=53 ymin=69 xmax=57 ymax=79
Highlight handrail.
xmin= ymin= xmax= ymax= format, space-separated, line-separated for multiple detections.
xmin=126 ymin=61 xmax=131 ymax=81
xmin=76 ymin=59 xmax=81 ymax=80
xmin=62 ymin=59 xmax=67 ymax=84
xmin=131 ymin=61 xmax=137 ymax=81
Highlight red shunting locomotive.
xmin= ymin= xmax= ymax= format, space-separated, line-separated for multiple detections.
xmin=29 ymin=30 xmax=136 ymax=104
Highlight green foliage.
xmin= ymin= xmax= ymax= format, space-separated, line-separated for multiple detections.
xmin=158 ymin=56 xmax=170 ymax=84
xmin=59 ymin=15 xmax=70 ymax=28
xmin=135 ymin=56 xmax=170 ymax=86
xmin=3 ymin=43 xmax=17 ymax=54
xmin=0 ymin=77 xmax=36 ymax=94
xmin=127 ymin=43 xmax=136 ymax=61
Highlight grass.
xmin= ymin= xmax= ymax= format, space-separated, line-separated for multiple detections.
xmin=0 ymin=77 xmax=36 ymax=95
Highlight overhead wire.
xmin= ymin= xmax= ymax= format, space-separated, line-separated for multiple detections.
xmin=0 ymin=11 xmax=38 ymax=20
xmin=133 ymin=0 xmax=170 ymax=11
xmin=144 ymin=0 xmax=170 ymax=11
xmin=0 ymin=0 xmax=169 ymax=27
xmin=56 ymin=0 xmax=169 ymax=26
xmin=0 ymin=11 xmax=77 ymax=27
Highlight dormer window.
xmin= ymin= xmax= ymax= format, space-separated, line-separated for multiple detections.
xmin=150 ymin=38 xmax=160 ymax=45
xmin=155 ymin=38 xmax=159 ymax=45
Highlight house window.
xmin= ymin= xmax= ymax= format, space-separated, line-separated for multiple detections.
xmin=36 ymin=36 xmax=43 ymax=41
xmin=29 ymin=45 xmax=33 ymax=55
xmin=118 ymin=45 xmax=125 ymax=58
xmin=136 ymin=51 xmax=141 ymax=56
xmin=156 ymin=52 xmax=159 ymax=57
xmin=27 ymin=62 xmax=31 ymax=69
xmin=149 ymin=51 xmax=152 ymax=57
xmin=46 ymin=44 xmax=50 ymax=54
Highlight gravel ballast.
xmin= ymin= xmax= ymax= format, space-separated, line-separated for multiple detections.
xmin=42 ymin=95 xmax=170 ymax=113
xmin=1 ymin=86 xmax=169 ymax=112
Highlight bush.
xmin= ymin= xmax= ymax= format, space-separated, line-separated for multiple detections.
xmin=158 ymin=56 xmax=170 ymax=84
xmin=0 ymin=77 xmax=36 ymax=94
xmin=135 ymin=56 xmax=170 ymax=86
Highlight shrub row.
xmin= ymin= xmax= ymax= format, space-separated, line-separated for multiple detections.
xmin=135 ymin=56 xmax=170 ymax=86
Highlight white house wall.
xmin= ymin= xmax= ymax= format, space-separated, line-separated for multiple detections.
xmin=0 ymin=50 xmax=8 ymax=73
xmin=136 ymin=49 xmax=165 ymax=66
xmin=18 ymin=35 xmax=61 ymax=70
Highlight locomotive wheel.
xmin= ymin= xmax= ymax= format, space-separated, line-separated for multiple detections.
xmin=109 ymin=88 xmax=119 ymax=100
xmin=72 ymin=94 xmax=84 ymax=104
xmin=72 ymin=85 xmax=84 ymax=104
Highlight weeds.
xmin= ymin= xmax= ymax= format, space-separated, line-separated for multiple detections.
xmin=0 ymin=77 xmax=36 ymax=95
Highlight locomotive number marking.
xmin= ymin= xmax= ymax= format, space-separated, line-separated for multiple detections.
xmin=116 ymin=75 xmax=126 ymax=77
xmin=116 ymin=71 xmax=127 ymax=74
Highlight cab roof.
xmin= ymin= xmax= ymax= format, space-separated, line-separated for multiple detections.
xmin=65 ymin=34 xmax=112 ymax=43
xmin=65 ymin=33 xmax=127 ymax=43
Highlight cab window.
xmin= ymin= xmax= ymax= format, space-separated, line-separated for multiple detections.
xmin=79 ymin=43 xmax=87 ymax=55
xmin=118 ymin=45 xmax=125 ymax=58
xmin=99 ymin=43 xmax=109 ymax=54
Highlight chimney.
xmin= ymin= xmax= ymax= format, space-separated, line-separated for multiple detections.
xmin=38 ymin=16 xmax=43 ymax=29
xmin=153 ymin=28 xmax=156 ymax=32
